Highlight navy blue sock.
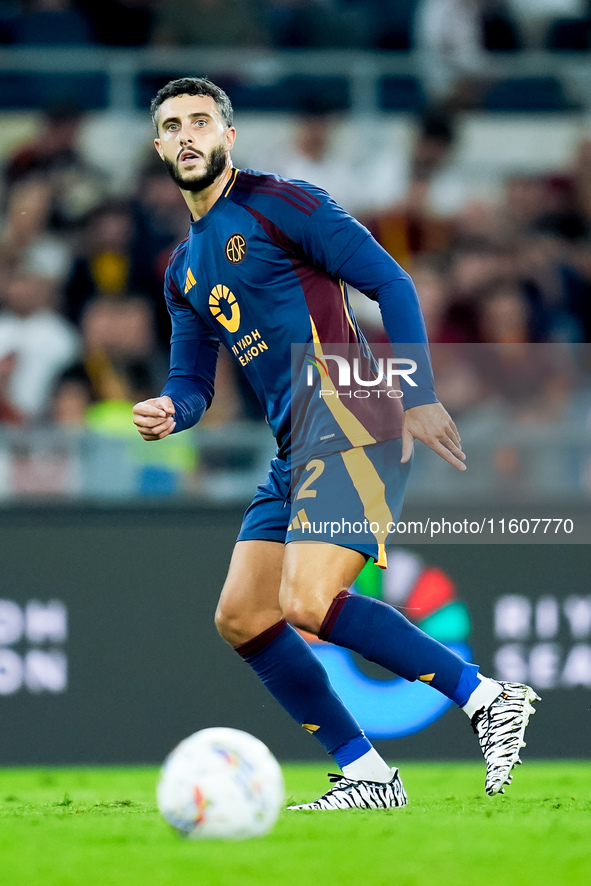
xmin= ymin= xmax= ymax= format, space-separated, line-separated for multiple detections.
xmin=320 ymin=592 xmax=480 ymax=705
xmin=451 ymin=662 xmax=482 ymax=707
xmin=234 ymin=619 xmax=368 ymax=756
xmin=332 ymin=733 xmax=373 ymax=769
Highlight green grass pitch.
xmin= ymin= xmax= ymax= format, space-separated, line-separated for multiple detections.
xmin=1 ymin=762 xmax=590 ymax=886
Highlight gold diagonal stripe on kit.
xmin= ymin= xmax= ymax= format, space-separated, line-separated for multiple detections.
xmin=340 ymin=446 xmax=393 ymax=569
xmin=309 ymin=316 xmax=376 ymax=448
xmin=339 ymin=279 xmax=357 ymax=336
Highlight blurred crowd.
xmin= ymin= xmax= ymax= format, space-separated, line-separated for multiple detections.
xmin=0 ymin=1 xmax=590 ymax=59
xmin=0 ymin=10 xmax=590 ymax=495
xmin=277 ymin=108 xmax=591 ymax=503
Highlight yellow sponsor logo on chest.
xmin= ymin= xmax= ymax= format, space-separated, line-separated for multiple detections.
xmin=209 ymin=284 xmax=241 ymax=333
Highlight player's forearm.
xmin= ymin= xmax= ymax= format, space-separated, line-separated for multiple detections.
xmin=160 ymin=338 xmax=218 ymax=432
xmin=345 ymin=241 xmax=436 ymax=407
xmin=159 ymin=383 xmax=208 ymax=432
xmin=374 ymin=278 xmax=437 ymax=410
xmin=374 ymin=268 xmax=428 ymax=345
xmin=351 ymin=246 xmax=437 ymax=409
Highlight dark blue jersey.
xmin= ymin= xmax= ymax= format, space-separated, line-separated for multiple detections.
xmin=161 ymin=168 xmax=436 ymax=466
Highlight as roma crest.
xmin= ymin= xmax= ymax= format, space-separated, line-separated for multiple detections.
xmin=225 ymin=233 xmax=247 ymax=264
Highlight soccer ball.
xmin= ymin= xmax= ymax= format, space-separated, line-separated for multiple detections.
xmin=157 ymin=727 xmax=285 ymax=840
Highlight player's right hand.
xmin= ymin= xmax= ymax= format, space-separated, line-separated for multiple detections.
xmin=132 ymin=396 xmax=176 ymax=441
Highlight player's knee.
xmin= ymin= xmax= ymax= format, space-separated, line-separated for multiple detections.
xmin=214 ymin=602 xmax=243 ymax=644
xmin=215 ymin=600 xmax=286 ymax=647
xmin=279 ymin=587 xmax=322 ymax=634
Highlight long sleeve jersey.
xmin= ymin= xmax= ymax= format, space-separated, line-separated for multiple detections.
xmin=161 ymin=168 xmax=436 ymax=467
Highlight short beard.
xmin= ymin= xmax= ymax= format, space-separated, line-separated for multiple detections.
xmin=164 ymin=144 xmax=227 ymax=192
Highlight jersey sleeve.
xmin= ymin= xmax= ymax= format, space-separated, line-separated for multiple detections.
xmin=161 ymin=261 xmax=221 ymax=432
xmin=299 ymin=199 xmax=428 ymax=342
xmin=164 ymin=262 xmax=219 ymax=345
xmin=298 ymin=199 xmax=437 ymax=408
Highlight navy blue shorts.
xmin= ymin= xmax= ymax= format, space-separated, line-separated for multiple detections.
xmin=237 ymin=439 xmax=411 ymax=568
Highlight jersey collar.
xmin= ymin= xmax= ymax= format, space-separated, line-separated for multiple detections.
xmin=189 ymin=167 xmax=239 ymax=233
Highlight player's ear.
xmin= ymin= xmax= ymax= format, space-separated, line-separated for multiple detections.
xmin=154 ymin=138 xmax=164 ymax=159
xmin=225 ymin=127 xmax=236 ymax=152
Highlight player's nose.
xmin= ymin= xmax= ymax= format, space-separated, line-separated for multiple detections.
xmin=178 ymin=125 xmax=194 ymax=144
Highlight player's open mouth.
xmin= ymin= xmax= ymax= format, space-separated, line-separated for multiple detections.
xmin=179 ymin=150 xmax=202 ymax=165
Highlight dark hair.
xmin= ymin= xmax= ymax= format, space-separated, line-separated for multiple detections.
xmin=150 ymin=77 xmax=233 ymax=132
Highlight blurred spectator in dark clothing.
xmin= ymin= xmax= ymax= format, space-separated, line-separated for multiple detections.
xmin=409 ymin=111 xmax=456 ymax=184
xmin=469 ymin=339 xmax=575 ymax=427
xmin=50 ymin=361 xmax=94 ymax=427
xmin=366 ymin=203 xmax=453 ymax=273
xmin=363 ymin=112 xmax=460 ymax=269
xmin=267 ymin=0 xmax=370 ymax=48
xmin=545 ymin=1 xmax=591 ymax=50
xmin=500 ymin=171 xmax=583 ymax=240
xmin=0 ymin=175 xmax=72 ymax=285
xmin=0 ymin=352 xmax=25 ymax=424
xmin=151 ymin=0 xmax=268 ymax=47
xmin=74 ymin=298 xmax=196 ymax=487
xmin=412 ymin=0 xmax=521 ymax=55
xmin=414 ymin=0 xmax=521 ymax=107
xmin=4 ymin=103 xmax=83 ymax=188
xmin=362 ymin=0 xmax=417 ymax=50
xmin=517 ymin=226 xmax=591 ymax=342
xmin=412 ymin=257 xmax=452 ymax=341
xmin=0 ymin=175 xmax=53 ymax=258
xmin=79 ymin=296 xmax=162 ymax=403
xmin=570 ymin=138 xmax=591 ymax=223
xmin=477 ymin=280 xmax=533 ymax=343
xmin=8 ymin=0 xmax=95 ymax=45
xmin=454 ymin=199 xmax=505 ymax=243
xmin=63 ymin=200 xmax=146 ymax=327
xmin=79 ymin=0 xmax=154 ymax=46
xmin=503 ymin=174 xmax=555 ymax=237
xmin=483 ymin=166 xmax=591 ymax=341
xmin=0 ymin=1 xmax=19 ymax=44
xmin=129 ymin=161 xmax=189 ymax=346
xmin=440 ymin=240 xmax=515 ymax=342
xmin=449 ymin=240 xmax=514 ymax=298
xmin=481 ymin=0 xmax=522 ymax=50
xmin=49 ymin=301 xmax=164 ymax=428
xmin=3 ymin=103 xmax=107 ymax=233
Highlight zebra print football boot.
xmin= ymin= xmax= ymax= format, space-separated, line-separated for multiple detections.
xmin=287 ymin=768 xmax=407 ymax=811
xmin=472 ymin=681 xmax=541 ymax=796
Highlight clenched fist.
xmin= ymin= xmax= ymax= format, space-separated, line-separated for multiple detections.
xmin=133 ymin=396 xmax=176 ymax=441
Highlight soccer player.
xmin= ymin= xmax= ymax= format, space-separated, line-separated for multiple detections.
xmin=133 ymin=78 xmax=539 ymax=810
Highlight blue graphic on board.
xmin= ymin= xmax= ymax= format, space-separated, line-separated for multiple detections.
xmin=305 ymin=549 xmax=473 ymax=739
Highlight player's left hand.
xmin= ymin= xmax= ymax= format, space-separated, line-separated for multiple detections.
xmin=401 ymin=402 xmax=466 ymax=471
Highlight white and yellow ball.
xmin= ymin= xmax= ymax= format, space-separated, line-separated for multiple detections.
xmin=157 ymin=727 xmax=284 ymax=840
